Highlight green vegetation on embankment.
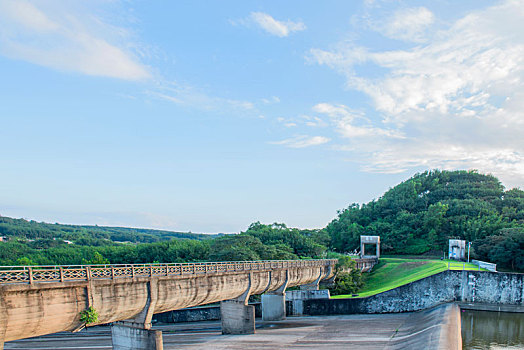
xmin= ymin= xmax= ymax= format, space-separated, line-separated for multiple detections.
xmin=332 ymin=258 xmax=486 ymax=299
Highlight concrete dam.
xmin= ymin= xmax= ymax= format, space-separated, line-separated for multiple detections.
xmin=0 ymin=259 xmax=358 ymax=349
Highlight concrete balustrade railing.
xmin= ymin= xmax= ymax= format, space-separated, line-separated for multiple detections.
xmin=0 ymin=259 xmax=338 ymax=285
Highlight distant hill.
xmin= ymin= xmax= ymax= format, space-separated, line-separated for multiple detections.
xmin=0 ymin=215 xmax=216 ymax=244
xmin=326 ymin=170 xmax=523 ymax=271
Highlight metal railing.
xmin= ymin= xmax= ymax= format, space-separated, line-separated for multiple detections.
xmin=447 ymin=261 xmax=486 ymax=271
xmin=471 ymin=259 xmax=497 ymax=272
xmin=0 ymin=259 xmax=337 ymax=285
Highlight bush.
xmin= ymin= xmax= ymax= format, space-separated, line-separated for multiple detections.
xmin=79 ymin=306 xmax=99 ymax=327
xmin=328 ymin=257 xmax=363 ymax=295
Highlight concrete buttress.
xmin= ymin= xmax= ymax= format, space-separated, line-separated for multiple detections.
xmin=220 ymin=273 xmax=255 ymax=334
xmin=300 ymin=268 xmax=323 ymax=291
xmin=111 ymin=279 xmax=163 ymax=350
xmin=262 ymin=270 xmax=289 ymax=321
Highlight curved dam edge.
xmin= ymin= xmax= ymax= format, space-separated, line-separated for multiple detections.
xmin=386 ymin=303 xmax=462 ymax=350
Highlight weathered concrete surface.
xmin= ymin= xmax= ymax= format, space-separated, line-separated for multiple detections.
xmin=220 ymin=300 xmax=255 ymax=334
xmin=386 ymin=303 xmax=461 ymax=350
xmin=154 ymin=303 xmax=265 ymax=323
xmin=286 ymin=290 xmax=330 ymax=316
xmin=4 ymin=307 xmax=461 ymax=350
xmin=0 ymin=263 xmax=333 ymax=343
xmin=111 ymin=324 xmax=163 ymax=350
xmin=261 ymin=294 xmax=286 ymax=321
xmin=305 ymin=270 xmax=524 ymax=315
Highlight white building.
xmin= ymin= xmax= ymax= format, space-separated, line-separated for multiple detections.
xmin=448 ymin=239 xmax=466 ymax=261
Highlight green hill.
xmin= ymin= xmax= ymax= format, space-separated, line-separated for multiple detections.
xmin=326 ymin=170 xmax=524 ymax=271
xmin=0 ymin=215 xmax=215 ymax=244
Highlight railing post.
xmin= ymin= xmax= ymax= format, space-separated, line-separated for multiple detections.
xmin=131 ymin=265 xmax=135 ymax=279
xmin=150 ymin=265 xmax=153 ymax=277
xmin=85 ymin=266 xmax=91 ymax=281
xmin=28 ymin=267 xmax=33 ymax=284
xmin=165 ymin=265 xmax=169 ymax=276
xmin=59 ymin=267 xmax=64 ymax=282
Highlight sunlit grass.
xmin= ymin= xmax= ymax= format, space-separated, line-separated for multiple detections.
xmin=332 ymin=258 xmax=485 ymax=299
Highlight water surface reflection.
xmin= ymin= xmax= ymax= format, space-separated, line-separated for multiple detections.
xmin=461 ymin=309 xmax=524 ymax=349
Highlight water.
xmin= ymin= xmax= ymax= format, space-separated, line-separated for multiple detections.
xmin=461 ymin=310 xmax=524 ymax=349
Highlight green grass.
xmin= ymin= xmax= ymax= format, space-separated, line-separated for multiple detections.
xmin=332 ymin=258 xmax=485 ymax=299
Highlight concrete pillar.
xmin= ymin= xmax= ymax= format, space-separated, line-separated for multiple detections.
xmin=220 ymin=272 xmax=254 ymax=334
xmin=110 ymin=278 xmax=163 ymax=349
xmin=262 ymin=293 xmax=286 ymax=321
xmin=220 ymin=300 xmax=255 ymax=334
xmin=262 ymin=270 xmax=289 ymax=321
xmin=111 ymin=323 xmax=163 ymax=350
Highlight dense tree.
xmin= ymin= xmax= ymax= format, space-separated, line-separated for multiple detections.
xmin=473 ymin=228 xmax=524 ymax=271
xmin=328 ymin=257 xmax=363 ymax=295
xmin=326 ymin=170 xmax=523 ymax=270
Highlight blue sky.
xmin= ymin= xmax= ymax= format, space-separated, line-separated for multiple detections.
xmin=1 ymin=0 xmax=523 ymax=233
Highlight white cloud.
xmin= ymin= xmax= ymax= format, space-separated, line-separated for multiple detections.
xmin=376 ymin=7 xmax=435 ymax=43
xmin=0 ymin=0 xmax=150 ymax=80
xmin=308 ymin=0 xmax=524 ymax=185
xmin=270 ymin=135 xmax=330 ymax=148
xmin=246 ymin=12 xmax=306 ymax=37
xmin=261 ymin=96 xmax=281 ymax=104
xmin=150 ymin=84 xmax=255 ymax=112
xmin=312 ymin=103 xmax=404 ymax=139
xmin=303 ymin=115 xmax=328 ymax=128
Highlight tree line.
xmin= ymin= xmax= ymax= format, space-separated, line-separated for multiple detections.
xmin=1 ymin=169 xmax=522 ymax=271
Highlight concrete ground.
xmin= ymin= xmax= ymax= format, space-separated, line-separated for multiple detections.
xmin=5 ymin=314 xmax=414 ymax=350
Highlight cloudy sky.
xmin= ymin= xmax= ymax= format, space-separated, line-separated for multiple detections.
xmin=1 ymin=0 xmax=523 ymax=233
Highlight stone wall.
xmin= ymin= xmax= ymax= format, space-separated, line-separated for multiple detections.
xmin=304 ymin=270 xmax=523 ymax=315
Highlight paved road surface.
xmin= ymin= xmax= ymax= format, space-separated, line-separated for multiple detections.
xmin=5 ymin=314 xmax=413 ymax=350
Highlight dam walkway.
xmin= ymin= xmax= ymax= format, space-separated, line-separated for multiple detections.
xmin=0 ymin=259 xmax=377 ymax=350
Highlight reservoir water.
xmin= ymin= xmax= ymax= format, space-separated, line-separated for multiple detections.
xmin=461 ymin=310 xmax=524 ymax=349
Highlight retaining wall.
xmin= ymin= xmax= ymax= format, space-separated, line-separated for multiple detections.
xmin=304 ymin=270 xmax=524 ymax=315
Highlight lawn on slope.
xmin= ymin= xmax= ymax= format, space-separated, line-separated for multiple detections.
xmin=332 ymin=258 xmax=484 ymax=299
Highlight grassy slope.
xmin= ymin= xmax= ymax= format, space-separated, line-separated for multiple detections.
xmin=332 ymin=258 xmax=485 ymax=299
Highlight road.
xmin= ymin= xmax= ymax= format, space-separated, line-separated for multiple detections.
xmin=4 ymin=314 xmax=416 ymax=350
